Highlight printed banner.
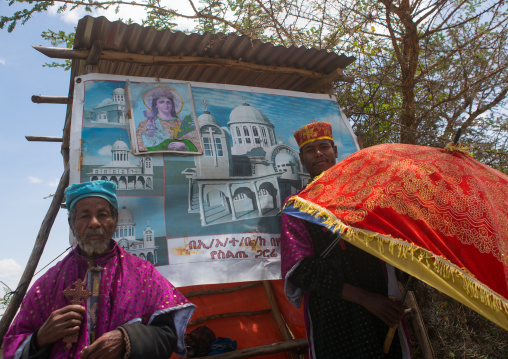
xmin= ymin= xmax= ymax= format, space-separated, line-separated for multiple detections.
xmin=69 ymin=74 xmax=359 ymax=287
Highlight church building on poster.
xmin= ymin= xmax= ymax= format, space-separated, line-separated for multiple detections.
xmin=113 ymin=206 xmax=158 ymax=264
xmin=182 ymin=100 xmax=309 ymax=226
xmin=90 ymin=86 xmax=128 ymax=125
xmin=88 ymin=138 xmax=154 ymax=190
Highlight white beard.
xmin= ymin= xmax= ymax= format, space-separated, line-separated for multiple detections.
xmin=74 ymin=228 xmax=113 ymax=257
xmin=77 ymin=237 xmax=110 ymax=256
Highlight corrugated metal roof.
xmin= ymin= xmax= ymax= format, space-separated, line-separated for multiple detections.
xmin=58 ymin=16 xmax=355 ymax=164
xmin=70 ymin=16 xmax=355 ymax=93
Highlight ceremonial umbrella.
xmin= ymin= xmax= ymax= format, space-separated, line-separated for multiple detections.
xmin=282 ymin=143 xmax=508 ymax=330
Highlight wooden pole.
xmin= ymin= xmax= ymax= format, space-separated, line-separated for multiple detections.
xmin=86 ymin=40 xmax=104 ymax=65
xmin=60 ymin=76 xmax=76 ymax=168
xmin=31 ymin=95 xmax=70 ymax=104
xmin=0 ymin=168 xmax=69 ymax=347
xmin=33 ymin=46 xmax=346 ymax=81
xmin=203 ymin=338 xmax=308 ymax=359
xmin=188 ymin=309 xmax=272 ymax=327
xmin=405 ymin=290 xmax=435 ymax=359
xmin=306 ymin=68 xmax=346 ymax=93
xmin=185 ymin=282 xmax=263 ymax=298
xmin=25 ymin=136 xmax=63 ymax=142
xmin=383 ymin=276 xmax=413 ymax=353
xmin=262 ymin=281 xmax=300 ymax=359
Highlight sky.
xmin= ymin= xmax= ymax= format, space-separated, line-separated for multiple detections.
xmin=0 ymin=2 xmax=196 ymax=300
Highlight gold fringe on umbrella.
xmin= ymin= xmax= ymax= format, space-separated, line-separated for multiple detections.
xmin=283 ymin=195 xmax=508 ymax=330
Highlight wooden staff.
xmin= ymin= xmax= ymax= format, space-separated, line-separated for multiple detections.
xmin=383 ymin=275 xmax=414 ymax=354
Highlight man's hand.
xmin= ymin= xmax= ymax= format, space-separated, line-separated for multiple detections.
xmin=342 ymin=283 xmax=404 ymax=327
xmin=80 ymin=329 xmax=125 ymax=359
xmin=360 ymin=292 xmax=404 ymax=327
xmin=36 ymin=305 xmax=85 ymax=348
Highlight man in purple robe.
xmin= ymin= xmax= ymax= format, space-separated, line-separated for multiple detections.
xmin=4 ymin=180 xmax=195 ymax=359
xmin=281 ymin=122 xmax=410 ymax=358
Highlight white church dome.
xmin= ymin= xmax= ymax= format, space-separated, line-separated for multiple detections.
xmin=228 ymin=103 xmax=271 ymax=125
xmin=118 ymin=206 xmax=135 ymax=225
xmin=275 ymin=152 xmax=294 ymax=165
xmin=112 ymin=139 xmax=129 ymax=151
xmin=112 ymin=87 xmax=125 ymax=96
xmin=198 ymin=111 xmax=220 ymax=127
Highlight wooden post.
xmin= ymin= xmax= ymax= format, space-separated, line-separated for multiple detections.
xmin=32 ymin=46 xmax=339 ymax=80
xmin=85 ymin=40 xmax=104 ymax=74
xmin=25 ymin=136 xmax=63 ymax=142
xmin=31 ymin=95 xmax=70 ymax=104
xmin=203 ymin=338 xmax=308 ymax=359
xmin=188 ymin=309 xmax=272 ymax=327
xmin=185 ymin=282 xmax=263 ymax=298
xmin=263 ymin=281 xmax=300 ymax=359
xmin=0 ymin=168 xmax=69 ymax=347
xmin=405 ymin=290 xmax=435 ymax=359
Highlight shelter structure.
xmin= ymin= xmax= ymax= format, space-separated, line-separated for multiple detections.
xmin=32 ymin=15 xmax=356 ymax=166
xmin=1 ymin=15 xmax=433 ymax=359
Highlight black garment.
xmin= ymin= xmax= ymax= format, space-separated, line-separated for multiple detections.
xmin=289 ymin=222 xmax=402 ymax=359
xmin=22 ymin=313 xmax=178 ymax=359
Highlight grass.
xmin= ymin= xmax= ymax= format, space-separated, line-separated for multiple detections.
xmin=412 ymin=283 xmax=508 ymax=358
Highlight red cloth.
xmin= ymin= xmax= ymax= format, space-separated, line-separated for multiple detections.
xmin=288 ymin=143 xmax=508 ymax=310
xmin=170 ymin=280 xmax=306 ymax=359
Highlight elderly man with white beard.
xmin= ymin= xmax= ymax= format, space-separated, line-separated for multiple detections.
xmin=4 ymin=180 xmax=194 ymax=359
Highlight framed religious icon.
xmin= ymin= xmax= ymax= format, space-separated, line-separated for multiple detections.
xmin=128 ymin=82 xmax=204 ymax=155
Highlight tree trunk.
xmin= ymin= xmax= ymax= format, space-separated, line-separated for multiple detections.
xmin=395 ymin=1 xmax=420 ymax=144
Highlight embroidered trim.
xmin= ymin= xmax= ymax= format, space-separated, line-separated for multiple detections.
xmin=284 ymin=195 xmax=508 ymax=328
xmin=298 ymin=135 xmax=334 ymax=149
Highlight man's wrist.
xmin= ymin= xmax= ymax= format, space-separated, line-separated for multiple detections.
xmin=116 ymin=326 xmax=131 ymax=359
xmin=342 ymin=283 xmax=368 ymax=306
xmin=26 ymin=330 xmax=52 ymax=358
xmin=35 ymin=330 xmax=47 ymax=349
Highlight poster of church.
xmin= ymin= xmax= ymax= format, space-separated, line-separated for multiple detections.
xmin=69 ymin=74 xmax=359 ymax=287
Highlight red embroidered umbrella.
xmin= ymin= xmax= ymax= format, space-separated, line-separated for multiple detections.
xmin=283 ymin=143 xmax=508 ymax=330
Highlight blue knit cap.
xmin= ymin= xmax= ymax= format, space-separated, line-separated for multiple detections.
xmin=65 ymin=180 xmax=118 ymax=211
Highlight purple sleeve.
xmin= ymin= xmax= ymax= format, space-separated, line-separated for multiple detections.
xmin=280 ymin=213 xmax=315 ymax=307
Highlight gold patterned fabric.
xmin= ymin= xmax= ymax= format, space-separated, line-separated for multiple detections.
xmin=283 ymin=143 xmax=508 ymax=330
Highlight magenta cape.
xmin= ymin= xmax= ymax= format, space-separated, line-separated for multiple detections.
xmin=4 ymin=242 xmax=194 ymax=358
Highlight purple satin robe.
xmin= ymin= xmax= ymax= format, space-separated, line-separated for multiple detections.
xmin=4 ymin=241 xmax=194 ymax=359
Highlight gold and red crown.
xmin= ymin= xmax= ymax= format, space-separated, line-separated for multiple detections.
xmin=294 ymin=121 xmax=333 ymax=149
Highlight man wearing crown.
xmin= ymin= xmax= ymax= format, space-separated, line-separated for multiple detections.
xmin=280 ymin=122 xmax=409 ymax=358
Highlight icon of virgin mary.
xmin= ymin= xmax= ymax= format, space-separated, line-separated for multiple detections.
xmin=135 ymin=86 xmax=201 ymax=152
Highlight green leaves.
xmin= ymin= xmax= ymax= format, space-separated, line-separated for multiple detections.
xmin=1 ymin=0 xmax=506 ymax=170
xmin=2 ymin=1 xmax=55 ymax=32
